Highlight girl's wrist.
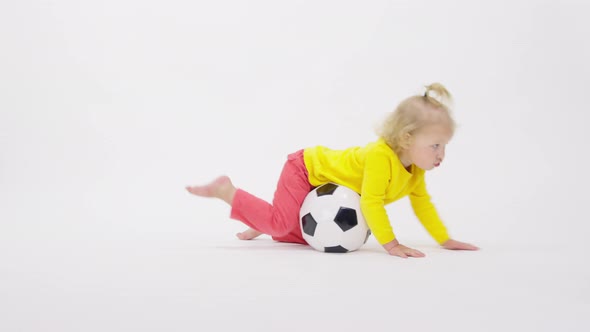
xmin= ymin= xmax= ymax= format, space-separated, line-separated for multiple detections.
xmin=382 ymin=239 xmax=400 ymax=252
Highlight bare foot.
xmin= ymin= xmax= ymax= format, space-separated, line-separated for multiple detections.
xmin=186 ymin=176 xmax=236 ymax=205
xmin=236 ymin=228 xmax=263 ymax=240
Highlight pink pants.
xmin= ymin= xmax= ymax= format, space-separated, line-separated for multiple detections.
xmin=230 ymin=150 xmax=312 ymax=244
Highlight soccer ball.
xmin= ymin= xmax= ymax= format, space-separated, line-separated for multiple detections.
xmin=299 ymin=183 xmax=371 ymax=253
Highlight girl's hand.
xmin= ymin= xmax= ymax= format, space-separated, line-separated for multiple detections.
xmin=383 ymin=239 xmax=426 ymax=258
xmin=442 ymin=239 xmax=479 ymax=250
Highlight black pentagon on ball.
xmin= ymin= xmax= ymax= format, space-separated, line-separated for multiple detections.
xmin=315 ymin=183 xmax=338 ymax=196
xmin=333 ymin=207 xmax=358 ymax=232
xmin=324 ymin=245 xmax=349 ymax=253
xmin=301 ymin=213 xmax=318 ymax=236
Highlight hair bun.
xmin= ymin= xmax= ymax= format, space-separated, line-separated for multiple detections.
xmin=424 ymin=82 xmax=452 ymax=108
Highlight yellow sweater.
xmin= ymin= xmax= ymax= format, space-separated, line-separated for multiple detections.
xmin=303 ymin=138 xmax=450 ymax=245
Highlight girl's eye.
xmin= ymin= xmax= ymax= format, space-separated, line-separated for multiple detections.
xmin=432 ymin=144 xmax=440 ymax=149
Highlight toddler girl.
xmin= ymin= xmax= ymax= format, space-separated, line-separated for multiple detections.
xmin=186 ymin=83 xmax=478 ymax=258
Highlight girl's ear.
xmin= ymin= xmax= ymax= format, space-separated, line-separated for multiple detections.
xmin=399 ymin=132 xmax=413 ymax=149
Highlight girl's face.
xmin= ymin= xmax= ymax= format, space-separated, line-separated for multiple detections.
xmin=403 ymin=124 xmax=453 ymax=171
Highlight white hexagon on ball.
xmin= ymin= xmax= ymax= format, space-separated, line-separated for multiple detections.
xmin=299 ymin=183 xmax=371 ymax=253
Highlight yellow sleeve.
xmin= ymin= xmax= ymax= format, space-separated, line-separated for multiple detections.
xmin=359 ymin=149 xmax=396 ymax=245
xmin=409 ymin=177 xmax=450 ymax=244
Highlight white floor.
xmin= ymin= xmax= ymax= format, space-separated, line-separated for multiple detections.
xmin=2 ymin=211 xmax=588 ymax=332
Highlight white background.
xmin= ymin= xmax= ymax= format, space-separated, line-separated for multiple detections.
xmin=1 ymin=0 xmax=589 ymax=331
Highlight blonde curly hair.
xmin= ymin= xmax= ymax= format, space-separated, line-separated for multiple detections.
xmin=377 ymin=83 xmax=456 ymax=154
